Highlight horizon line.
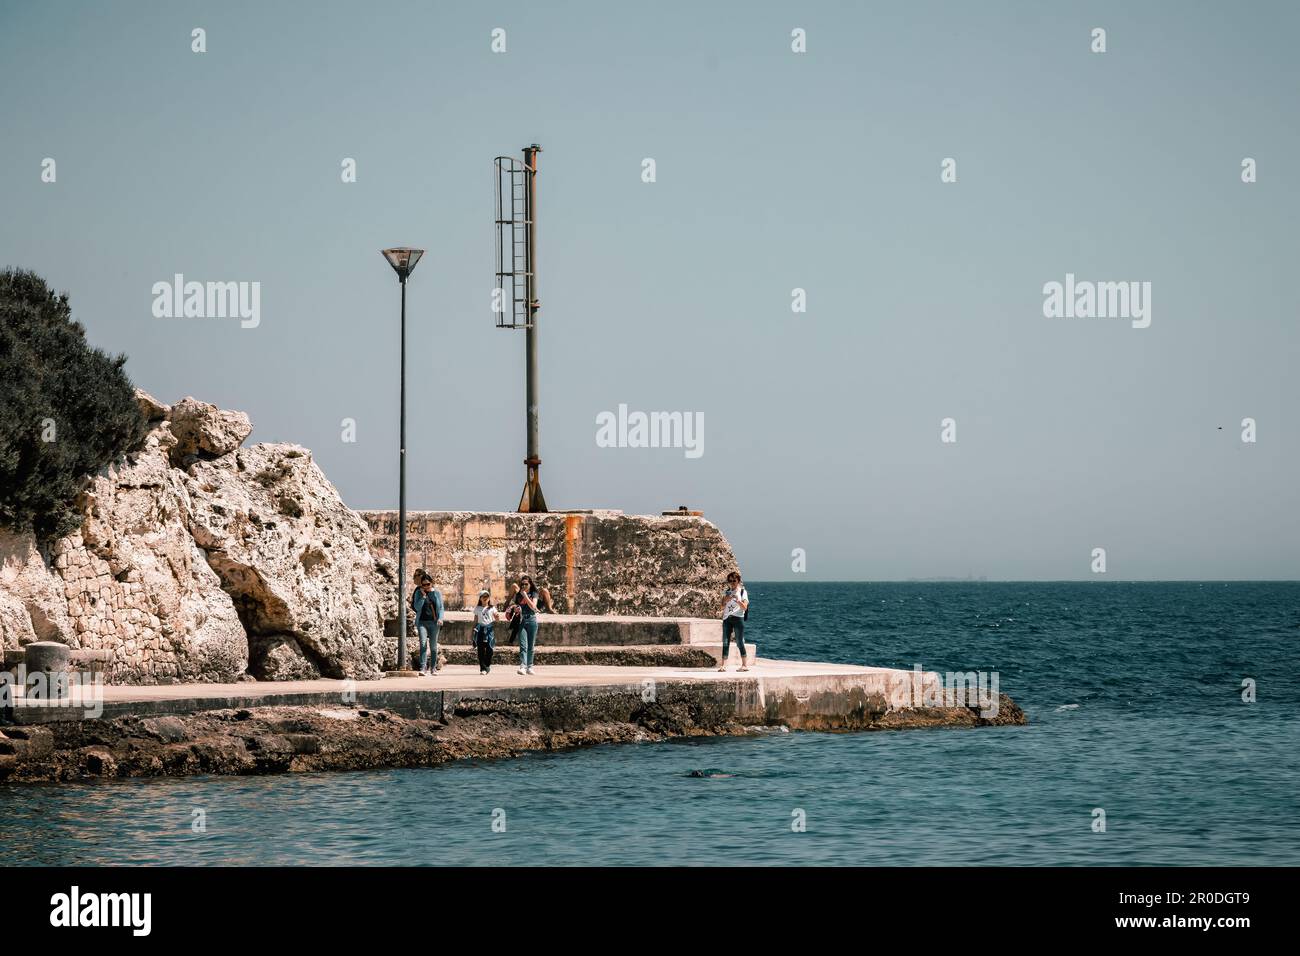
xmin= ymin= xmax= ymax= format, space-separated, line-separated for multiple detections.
xmin=743 ymin=578 xmax=1300 ymax=584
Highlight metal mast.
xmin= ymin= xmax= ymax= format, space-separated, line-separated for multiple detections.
xmin=518 ymin=144 xmax=546 ymax=513
xmin=495 ymin=144 xmax=547 ymax=512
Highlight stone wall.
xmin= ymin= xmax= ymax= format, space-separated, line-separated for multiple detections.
xmin=361 ymin=510 xmax=738 ymax=619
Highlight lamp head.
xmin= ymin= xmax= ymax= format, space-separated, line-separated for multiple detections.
xmin=381 ymin=247 xmax=424 ymax=280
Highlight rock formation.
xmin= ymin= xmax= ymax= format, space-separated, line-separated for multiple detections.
xmin=0 ymin=528 xmax=72 ymax=648
xmin=184 ymin=444 xmax=386 ymax=680
xmin=1 ymin=392 xmax=388 ymax=683
xmin=49 ymin=418 xmax=249 ymax=683
xmin=167 ymin=397 xmax=252 ymax=466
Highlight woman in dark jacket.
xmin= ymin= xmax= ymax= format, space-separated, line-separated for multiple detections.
xmin=510 ymin=574 xmax=541 ymax=675
xmin=410 ymin=571 xmax=444 ymax=675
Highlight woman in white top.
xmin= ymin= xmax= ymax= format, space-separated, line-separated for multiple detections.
xmin=719 ymin=571 xmax=749 ymax=672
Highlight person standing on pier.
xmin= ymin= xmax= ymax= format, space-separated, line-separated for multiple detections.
xmin=720 ymin=571 xmax=749 ymax=672
xmin=512 ymin=575 xmax=541 ymax=675
xmin=411 ymin=571 xmax=444 ymax=675
xmin=472 ymin=589 xmax=498 ymax=674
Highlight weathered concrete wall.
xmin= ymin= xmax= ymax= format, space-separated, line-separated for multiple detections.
xmin=361 ymin=510 xmax=738 ymax=619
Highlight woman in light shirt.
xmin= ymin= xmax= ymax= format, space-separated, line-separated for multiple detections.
xmin=719 ymin=571 xmax=749 ymax=672
xmin=472 ymin=589 xmax=498 ymax=674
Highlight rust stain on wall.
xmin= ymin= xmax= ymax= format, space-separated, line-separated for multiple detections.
xmin=564 ymin=514 xmax=581 ymax=613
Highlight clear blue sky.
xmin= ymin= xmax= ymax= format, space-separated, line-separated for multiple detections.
xmin=2 ymin=0 xmax=1297 ymax=580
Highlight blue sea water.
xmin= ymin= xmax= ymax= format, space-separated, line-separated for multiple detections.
xmin=2 ymin=581 xmax=1297 ymax=866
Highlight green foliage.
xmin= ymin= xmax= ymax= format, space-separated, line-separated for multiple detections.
xmin=0 ymin=269 xmax=148 ymax=539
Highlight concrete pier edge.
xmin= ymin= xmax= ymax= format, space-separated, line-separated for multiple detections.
xmin=0 ymin=661 xmax=1025 ymax=783
xmin=2 ymin=661 xmax=1021 ymax=729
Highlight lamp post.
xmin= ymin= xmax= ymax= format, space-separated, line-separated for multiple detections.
xmin=382 ymin=247 xmax=424 ymax=675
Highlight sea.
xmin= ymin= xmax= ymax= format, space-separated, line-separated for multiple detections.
xmin=2 ymin=581 xmax=1297 ymax=866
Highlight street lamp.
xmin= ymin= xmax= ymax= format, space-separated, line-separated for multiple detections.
xmin=382 ymin=247 xmax=424 ymax=675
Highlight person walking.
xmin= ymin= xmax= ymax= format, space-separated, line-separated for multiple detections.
xmin=719 ymin=571 xmax=749 ymax=672
xmin=511 ymin=575 xmax=541 ymax=675
xmin=411 ymin=571 xmax=444 ymax=675
xmin=472 ymin=589 xmax=498 ymax=674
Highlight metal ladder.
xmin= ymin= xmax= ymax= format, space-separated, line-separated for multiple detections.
xmin=494 ymin=156 xmax=531 ymax=329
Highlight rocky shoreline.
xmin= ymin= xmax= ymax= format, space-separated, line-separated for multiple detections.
xmin=0 ymin=688 xmax=1025 ymax=785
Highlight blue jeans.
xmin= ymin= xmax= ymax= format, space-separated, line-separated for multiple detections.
xmin=418 ymin=620 xmax=439 ymax=672
xmin=518 ymin=616 xmax=538 ymax=668
xmin=722 ymin=616 xmax=746 ymax=663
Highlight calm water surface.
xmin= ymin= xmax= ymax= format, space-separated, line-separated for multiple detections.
xmin=2 ymin=582 xmax=1297 ymax=865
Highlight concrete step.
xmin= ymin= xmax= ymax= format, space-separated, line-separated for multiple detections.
xmin=425 ymin=613 xmax=723 ymax=648
xmin=428 ymin=641 xmax=758 ymax=669
xmin=438 ymin=644 xmax=718 ymax=668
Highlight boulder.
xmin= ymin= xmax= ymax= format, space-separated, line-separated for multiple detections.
xmin=0 ymin=590 xmax=33 ymax=649
xmin=0 ymin=528 xmax=72 ymax=648
xmin=185 ymin=444 xmax=386 ymax=679
xmin=134 ymin=387 xmax=169 ymax=422
xmin=168 ymin=396 xmax=252 ymax=465
xmin=247 ymin=634 xmax=322 ymax=681
xmin=3 ymin=394 xmax=394 ymax=685
xmin=51 ymin=422 xmax=249 ymax=683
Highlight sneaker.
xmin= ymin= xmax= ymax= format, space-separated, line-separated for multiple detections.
xmin=479 ymin=669 xmax=487 ymax=675
xmin=517 ymin=666 xmax=528 ymax=675
xmin=526 ymin=666 xmax=535 ymax=675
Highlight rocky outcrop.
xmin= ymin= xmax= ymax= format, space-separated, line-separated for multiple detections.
xmin=0 ymin=529 xmax=72 ymax=648
xmin=185 ymin=444 xmax=386 ymax=680
xmin=134 ymin=390 xmax=169 ymax=423
xmin=167 ymin=397 xmax=252 ymax=466
xmin=362 ymin=510 xmax=739 ymax=618
xmin=1 ymin=390 xmax=388 ymax=683
xmin=49 ymin=421 xmax=248 ymax=683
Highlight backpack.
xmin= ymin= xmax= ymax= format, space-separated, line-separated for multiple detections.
xmin=727 ymin=586 xmax=749 ymax=621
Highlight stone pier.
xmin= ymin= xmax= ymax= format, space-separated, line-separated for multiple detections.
xmin=0 ymin=659 xmax=1026 ymax=783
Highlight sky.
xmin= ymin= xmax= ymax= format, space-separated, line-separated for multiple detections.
xmin=2 ymin=0 xmax=1298 ymax=580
